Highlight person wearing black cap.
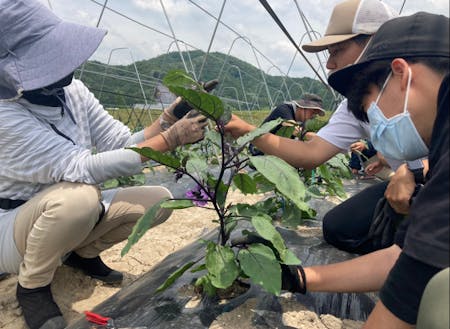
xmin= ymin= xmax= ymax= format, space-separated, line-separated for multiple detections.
xmin=280 ymin=12 xmax=449 ymax=329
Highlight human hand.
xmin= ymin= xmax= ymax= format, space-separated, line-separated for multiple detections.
xmin=350 ymin=141 xmax=366 ymax=152
xmin=160 ymin=97 xmax=183 ymax=131
xmin=384 ymin=163 xmax=416 ymax=214
xmin=223 ymin=114 xmax=255 ymax=139
xmin=160 ymin=80 xmax=219 ymax=131
xmin=160 ymin=110 xmax=208 ymax=150
xmin=303 ymin=131 xmax=316 ymax=141
xmin=281 ymin=119 xmax=297 ymax=127
xmin=365 ymin=160 xmax=384 ymax=176
xmin=280 ymin=120 xmax=302 ymax=137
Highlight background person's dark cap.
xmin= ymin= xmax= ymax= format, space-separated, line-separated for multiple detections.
xmin=293 ymin=93 xmax=325 ymax=116
xmin=328 ymin=12 xmax=450 ymax=98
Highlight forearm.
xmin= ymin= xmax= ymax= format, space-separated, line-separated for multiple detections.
xmin=252 ymin=134 xmax=339 ymax=169
xmin=376 ymin=152 xmax=390 ymax=167
xmin=225 ymin=114 xmax=339 ymax=168
xmin=84 ymin=149 xmax=142 ymax=183
xmin=304 ymin=245 xmax=401 ymax=293
xmin=136 ymin=134 xmax=171 ymax=161
xmin=143 ymin=119 xmax=164 ymax=139
xmin=422 ymin=158 xmax=429 ymax=176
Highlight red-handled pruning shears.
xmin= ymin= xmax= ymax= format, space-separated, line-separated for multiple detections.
xmin=84 ymin=311 xmax=147 ymax=329
xmin=85 ymin=311 xmax=115 ymax=328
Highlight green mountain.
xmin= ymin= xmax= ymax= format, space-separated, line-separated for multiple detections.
xmin=76 ymin=50 xmax=337 ymax=112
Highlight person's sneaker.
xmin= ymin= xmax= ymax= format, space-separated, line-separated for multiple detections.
xmin=16 ymin=283 xmax=66 ymax=329
xmin=63 ymin=252 xmax=123 ymax=284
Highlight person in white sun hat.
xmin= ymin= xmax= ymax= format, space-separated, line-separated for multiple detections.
xmin=225 ymin=0 xmax=428 ymax=255
xmin=0 ymin=0 xmax=212 ymax=328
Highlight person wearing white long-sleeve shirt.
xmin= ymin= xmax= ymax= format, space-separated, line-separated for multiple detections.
xmin=0 ymin=1 xmax=209 ymax=328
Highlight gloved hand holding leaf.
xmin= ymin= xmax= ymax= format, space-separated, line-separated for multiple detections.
xmin=160 ymin=110 xmax=208 ymax=150
xmin=159 ymin=79 xmax=219 ymax=131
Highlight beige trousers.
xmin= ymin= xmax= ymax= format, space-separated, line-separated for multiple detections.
xmin=417 ymin=267 xmax=449 ymax=329
xmin=14 ymin=182 xmax=172 ymax=288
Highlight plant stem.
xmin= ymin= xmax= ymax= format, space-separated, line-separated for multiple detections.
xmin=215 ymin=121 xmax=231 ymax=245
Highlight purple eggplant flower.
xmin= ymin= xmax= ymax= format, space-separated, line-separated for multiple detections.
xmin=185 ymin=184 xmax=212 ymax=207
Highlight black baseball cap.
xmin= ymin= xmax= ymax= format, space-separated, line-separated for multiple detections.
xmin=328 ymin=12 xmax=450 ymax=98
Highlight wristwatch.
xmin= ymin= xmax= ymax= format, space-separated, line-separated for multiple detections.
xmin=407 ymin=160 xmax=425 ymax=184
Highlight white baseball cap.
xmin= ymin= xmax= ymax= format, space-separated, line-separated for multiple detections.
xmin=302 ymin=0 xmax=397 ymax=53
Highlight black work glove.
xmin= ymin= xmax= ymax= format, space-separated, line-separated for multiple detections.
xmin=231 ymin=233 xmax=307 ymax=294
xmin=172 ymin=79 xmax=219 ymax=119
xmin=281 ymin=264 xmax=307 ymax=294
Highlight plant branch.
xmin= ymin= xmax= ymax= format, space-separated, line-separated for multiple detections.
xmin=224 ymin=156 xmax=249 ymax=170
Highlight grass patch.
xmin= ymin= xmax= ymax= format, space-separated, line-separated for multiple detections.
xmin=106 ymin=108 xmax=330 ymax=133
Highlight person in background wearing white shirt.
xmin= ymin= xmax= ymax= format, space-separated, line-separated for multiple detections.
xmin=0 ymin=1 xmax=210 ymax=328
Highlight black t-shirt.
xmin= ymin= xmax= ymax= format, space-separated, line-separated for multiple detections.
xmin=381 ymin=74 xmax=449 ymax=324
xmin=263 ymin=103 xmax=296 ymax=122
xmin=249 ymin=103 xmax=297 ymax=156
xmin=262 ymin=103 xmax=296 ymax=135
xmin=395 ymin=74 xmax=449 ymax=268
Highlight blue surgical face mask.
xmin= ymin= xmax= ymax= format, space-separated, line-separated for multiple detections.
xmin=367 ymin=68 xmax=428 ymax=161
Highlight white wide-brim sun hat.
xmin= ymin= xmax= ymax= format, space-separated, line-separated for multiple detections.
xmin=0 ymin=0 xmax=107 ymax=100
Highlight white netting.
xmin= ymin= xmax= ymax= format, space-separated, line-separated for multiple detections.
xmin=353 ymin=0 xmax=398 ymax=34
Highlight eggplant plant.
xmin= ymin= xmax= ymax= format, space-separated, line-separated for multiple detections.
xmin=121 ymin=70 xmax=344 ymax=296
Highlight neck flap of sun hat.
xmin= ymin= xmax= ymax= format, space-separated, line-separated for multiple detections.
xmin=0 ymin=0 xmax=106 ymax=101
xmin=22 ymin=73 xmax=77 ymax=124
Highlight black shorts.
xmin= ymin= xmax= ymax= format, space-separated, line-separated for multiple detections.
xmin=379 ymin=252 xmax=441 ymax=324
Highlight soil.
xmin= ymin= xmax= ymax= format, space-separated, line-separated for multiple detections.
xmin=0 ymin=181 xmax=364 ymax=329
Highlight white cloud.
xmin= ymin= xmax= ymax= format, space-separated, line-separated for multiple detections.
xmin=133 ymin=0 xmax=194 ymax=16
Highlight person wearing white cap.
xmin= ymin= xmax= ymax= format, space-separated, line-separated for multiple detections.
xmin=0 ymin=1 xmax=211 ymax=328
xmin=226 ymin=0 xmax=428 ymax=254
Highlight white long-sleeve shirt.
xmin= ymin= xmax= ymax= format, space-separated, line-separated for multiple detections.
xmin=0 ymin=79 xmax=145 ymax=273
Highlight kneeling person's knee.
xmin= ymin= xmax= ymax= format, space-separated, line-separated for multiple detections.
xmin=53 ymin=182 xmax=102 ymax=228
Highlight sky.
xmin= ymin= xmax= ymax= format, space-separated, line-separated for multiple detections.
xmin=41 ymin=0 xmax=449 ymax=81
